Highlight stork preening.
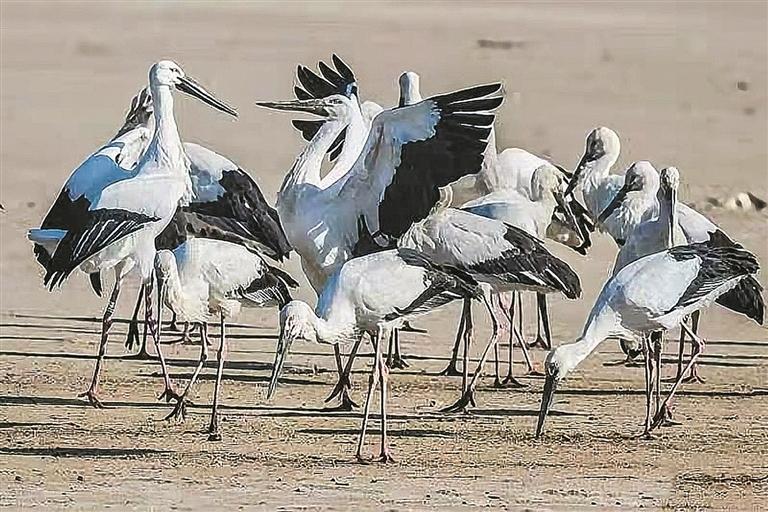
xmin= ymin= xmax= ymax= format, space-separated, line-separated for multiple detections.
xmin=536 ymin=239 xmax=762 ymax=437
xmin=267 ymin=249 xmax=486 ymax=461
xmin=257 ymin=76 xmax=504 ymax=408
xmin=155 ymin=238 xmax=297 ymax=440
xmin=29 ymin=61 xmax=237 ymax=407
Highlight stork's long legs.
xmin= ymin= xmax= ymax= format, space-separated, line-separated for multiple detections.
xmin=641 ymin=334 xmax=654 ymax=437
xmin=652 ymin=322 xmax=706 ymax=429
xmin=356 ymin=329 xmax=383 ymax=463
xmin=680 ymin=311 xmax=704 ymax=384
xmin=164 ymin=323 xmax=209 ymax=422
xmin=208 ymin=315 xmax=227 ymax=441
xmin=441 ymin=293 xmax=499 ymax=413
xmin=125 ymin=283 xmax=145 ymax=352
xmin=501 ymin=292 xmax=526 ymax=387
xmin=377 ymin=332 xmax=393 ymax=463
xmin=124 ymin=284 xmax=153 ymax=360
xmin=461 ymin=300 xmax=474 ymax=397
xmin=386 ymin=329 xmax=409 ymax=369
xmin=146 ymin=278 xmax=180 ymax=403
xmin=325 ymin=338 xmax=362 ymax=411
xmin=79 ymin=276 xmax=123 ymax=408
xmin=439 ymin=300 xmax=468 ymax=376
xmin=528 ymin=293 xmax=552 ymax=350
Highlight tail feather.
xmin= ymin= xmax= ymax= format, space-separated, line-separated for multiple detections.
xmin=715 ymin=275 xmax=764 ymax=325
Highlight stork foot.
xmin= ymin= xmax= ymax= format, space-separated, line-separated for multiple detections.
xmin=158 ymin=386 xmax=182 ymax=404
xmin=163 ymin=396 xmax=193 ymax=422
xmin=376 ymin=451 xmax=395 ymax=463
xmin=501 ymin=374 xmax=527 ymax=388
xmin=681 ymin=372 xmax=706 ymax=385
xmin=527 ymin=337 xmax=551 ymax=350
xmin=651 ymin=404 xmax=681 ymax=429
xmin=324 ymin=374 xmax=353 ymax=404
xmin=125 ymin=322 xmax=140 ymax=351
xmin=440 ymin=390 xmax=476 ymax=414
xmin=325 ymin=392 xmax=358 ymax=412
xmin=386 ymin=353 xmax=409 ymax=370
xmin=123 ymin=348 xmax=156 ymax=361
xmin=78 ymin=388 xmax=106 ymax=409
xmin=438 ymin=361 xmax=463 ymax=377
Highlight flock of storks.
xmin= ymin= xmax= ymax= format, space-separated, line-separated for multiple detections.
xmin=28 ymin=56 xmax=763 ymax=461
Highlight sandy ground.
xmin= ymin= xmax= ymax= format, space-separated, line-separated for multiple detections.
xmin=1 ymin=1 xmax=767 ymax=510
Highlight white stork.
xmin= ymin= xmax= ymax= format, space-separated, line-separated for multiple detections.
xmin=267 ymin=248 xmax=487 ymax=462
xmin=596 ymin=161 xmax=660 ymax=245
xmin=256 ymin=78 xmax=503 ymax=407
xmin=154 ymin=238 xmax=297 ymax=440
xmin=28 ymin=60 xmax=237 ymax=407
xmin=398 ymin=192 xmax=581 ymax=409
xmin=607 ymin=166 xmax=765 ymax=380
xmin=536 ymin=239 xmax=761 ymax=438
xmin=460 ymin=164 xmax=581 ymax=375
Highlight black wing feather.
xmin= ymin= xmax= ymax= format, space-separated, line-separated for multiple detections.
xmin=185 ymin=169 xmax=291 ymax=261
xmin=45 ymin=209 xmax=158 ymax=289
xmin=376 ymin=84 xmax=504 ymax=240
xmin=667 ymin=242 xmax=760 ymax=312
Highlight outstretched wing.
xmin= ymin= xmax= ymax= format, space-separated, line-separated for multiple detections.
xmin=339 ymin=83 xmax=503 ymax=242
xmin=293 ymin=55 xmax=358 ymax=161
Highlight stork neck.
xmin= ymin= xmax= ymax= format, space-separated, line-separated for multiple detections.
xmin=320 ymin=99 xmax=368 ymax=188
xmin=279 ymin=117 xmax=346 ymax=193
xmin=308 ymin=311 xmax=358 ymax=346
xmin=564 ymin=304 xmax=618 ymax=369
xmin=143 ymin=84 xmax=186 ymax=173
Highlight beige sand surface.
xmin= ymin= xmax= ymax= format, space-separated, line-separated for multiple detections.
xmin=1 ymin=1 xmax=766 ymax=510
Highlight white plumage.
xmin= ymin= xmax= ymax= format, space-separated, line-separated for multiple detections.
xmin=536 ymin=240 xmax=761 ymax=438
xmin=268 ymin=248 xmax=483 ymax=461
xmin=28 ymin=60 xmax=237 ymax=408
xmin=155 ymin=237 xmax=296 ymax=440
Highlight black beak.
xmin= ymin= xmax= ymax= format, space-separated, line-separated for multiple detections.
xmin=176 ymin=75 xmax=238 ymax=118
xmin=597 ymin=184 xmax=630 ymax=224
xmin=536 ymin=374 xmax=558 ymax=438
xmin=564 ymin=153 xmax=590 ymax=197
xmin=666 ymin=187 xmax=678 ymax=245
xmin=554 ymin=190 xmax=583 ymax=244
xmin=267 ymin=335 xmax=293 ymax=400
xmin=255 ymin=98 xmax=331 ymax=117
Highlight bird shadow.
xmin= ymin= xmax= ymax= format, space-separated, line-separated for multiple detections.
xmin=294 ymin=427 xmax=454 ymax=438
xmin=145 ymin=371 xmax=321 ymax=387
xmin=0 ymin=446 xmax=172 ymax=458
xmin=0 ymin=394 xmax=169 ymax=410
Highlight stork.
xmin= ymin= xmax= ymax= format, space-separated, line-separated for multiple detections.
xmin=29 ymin=61 xmax=237 ymax=407
xmin=460 ymin=164 xmax=582 ymax=377
xmin=536 ymin=239 xmax=761 ymax=437
xmin=399 ymin=193 xmax=581 ymax=409
xmin=256 ymin=78 xmax=503 ymax=408
xmin=267 ymin=248 xmax=488 ymax=462
xmin=605 ymin=166 xmax=764 ymax=380
xmin=155 ymin=238 xmax=297 ymax=440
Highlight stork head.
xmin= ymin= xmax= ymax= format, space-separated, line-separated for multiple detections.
xmin=536 ymin=344 xmax=580 ymax=438
xmin=267 ymin=301 xmax=318 ymax=399
xmin=148 ymin=60 xmax=237 ymax=117
xmin=566 ymin=126 xmax=621 ymax=196
xmin=597 ymin=161 xmax=659 ymax=224
xmin=256 ymin=94 xmax=356 ymax=123
xmin=533 ymin=165 xmax=581 ymax=237
xmin=660 ymin=166 xmax=680 ymax=195
xmin=398 ymin=71 xmax=422 ymax=106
